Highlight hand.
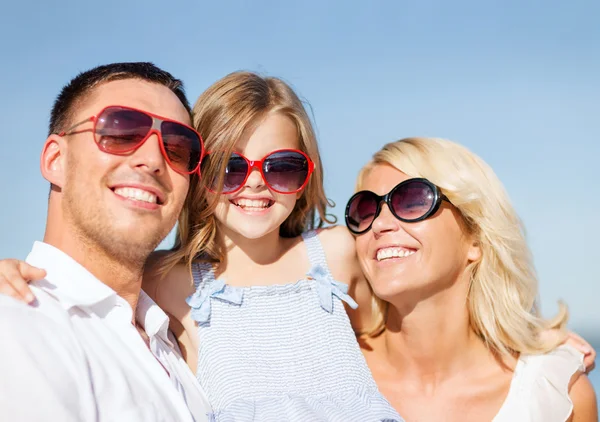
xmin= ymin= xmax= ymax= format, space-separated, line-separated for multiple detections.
xmin=0 ymin=259 xmax=46 ymax=304
xmin=566 ymin=331 xmax=596 ymax=374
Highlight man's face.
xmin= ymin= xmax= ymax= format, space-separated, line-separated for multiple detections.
xmin=53 ymin=79 xmax=191 ymax=264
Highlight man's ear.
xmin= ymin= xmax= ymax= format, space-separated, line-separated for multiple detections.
xmin=40 ymin=135 xmax=67 ymax=188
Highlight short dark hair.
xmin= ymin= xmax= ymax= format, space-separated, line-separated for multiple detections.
xmin=49 ymin=62 xmax=191 ymax=136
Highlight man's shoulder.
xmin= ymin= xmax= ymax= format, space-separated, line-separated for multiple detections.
xmin=0 ymin=287 xmax=77 ymax=344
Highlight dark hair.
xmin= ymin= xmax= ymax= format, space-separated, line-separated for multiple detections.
xmin=48 ymin=62 xmax=191 ymax=136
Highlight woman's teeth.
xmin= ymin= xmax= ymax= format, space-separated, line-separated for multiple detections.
xmin=376 ymin=247 xmax=416 ymax=261
xmin=231 ymin=198 xmax=272 ymax=210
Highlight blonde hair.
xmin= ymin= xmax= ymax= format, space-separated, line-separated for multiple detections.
xmin=161 ymin=71 xmax=334 ymax=273
xmin=357 ymin=137 xmax=567 ymax=356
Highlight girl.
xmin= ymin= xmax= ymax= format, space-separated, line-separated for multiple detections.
xmin=140 ymin=72 xmax=402 ymax=421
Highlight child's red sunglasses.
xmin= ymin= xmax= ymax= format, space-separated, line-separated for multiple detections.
xmin=201 ymin=149 xmax=314 ymax=194
xmin=58 ymin=105 xmax=204 ymax=175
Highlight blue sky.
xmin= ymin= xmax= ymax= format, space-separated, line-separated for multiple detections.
xmin=1 ymin=0 xmax=598 ymax=335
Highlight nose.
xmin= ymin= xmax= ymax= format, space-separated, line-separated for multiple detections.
xmin=129 ymin=131 xmax=167 ymax=175
xmin=371 ymin=202 xmax=400 ymax=237
xmin=244 ymin=162 xmax=265 ymax=190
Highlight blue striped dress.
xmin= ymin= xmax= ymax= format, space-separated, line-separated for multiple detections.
xmin=186 ymin=230 xmax=403 ymax=422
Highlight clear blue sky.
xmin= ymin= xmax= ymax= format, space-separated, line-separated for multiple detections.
xmin=1 ymin=1 xmax=598 ymax=334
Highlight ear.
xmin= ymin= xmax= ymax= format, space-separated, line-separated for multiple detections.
xmin=40 ymin=135 xmax=67 ymax=188
xmin=467 ymin=238 xmax=482 ymax=262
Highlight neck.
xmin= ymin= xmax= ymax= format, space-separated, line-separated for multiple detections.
xmin=219 ymin=224 xmax=287 ymax=269
xmin=381 ymin=274 xmax=490 ymax=386
xmin=44 ymin=218 xmax=143 ymax=321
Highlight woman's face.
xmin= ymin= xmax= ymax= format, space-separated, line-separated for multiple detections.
xmin=354 ymin=164 xmax=481 ymax=303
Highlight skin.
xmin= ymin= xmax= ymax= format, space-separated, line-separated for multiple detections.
xmin=142 ymin=111 xmax=367 ymax=372
xmin=0 ymin=105 xmax=596 ymax=416
xmin=355 ymin=163 xmax=598 ymax=421
xmin=39 ymin=79 xmax=191 ymax=314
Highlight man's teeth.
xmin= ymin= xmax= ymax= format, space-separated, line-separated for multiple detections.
xmin=376 ymin=248 xmax=415 ymax=261
xmin=114 ymin=187 xmax=158 ymax=204
xmin=232 ymin=198 xmax=271 ymax=209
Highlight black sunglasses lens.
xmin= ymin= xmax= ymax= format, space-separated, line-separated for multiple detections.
xmin=391 ymin=181 xmax=436 ymax=221
xmin=346 ymin=192 xmax=379 ymax=233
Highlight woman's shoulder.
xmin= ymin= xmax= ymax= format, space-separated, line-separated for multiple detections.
xmin=503 ymin=345 xmax=593 ymax=421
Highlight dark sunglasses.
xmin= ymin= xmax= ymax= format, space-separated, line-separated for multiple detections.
xmin=201 ymin=149 xmax=314 ymax=194
xmin=345 ymin=178 xmax=450 ymax=235
xmin=58 ymin=105 xmax=204 ymax=174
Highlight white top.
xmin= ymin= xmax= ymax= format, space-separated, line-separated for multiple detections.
xmin=493 ymin=344 xmax=585 ymax=422
xmin=0 ymin=241 xmax=211 ymax=422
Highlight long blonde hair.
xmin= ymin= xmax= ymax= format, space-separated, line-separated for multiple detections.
xmin=357 ymin=137 xmax=567 ymax=356
xmin=161 ymin=71 xmax=334 ymax=273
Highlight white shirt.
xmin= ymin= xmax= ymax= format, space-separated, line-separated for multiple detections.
xmin=0 ymin=241 xmax=211 ymax=422
xmin=493 ymin=344 xmax=585 ymax=421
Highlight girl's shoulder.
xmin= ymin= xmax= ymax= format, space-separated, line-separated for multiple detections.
xmin=142 ymin=250 xmax=195 ymax=317
xmin=314 ymin=225 xmax=358 ymax=265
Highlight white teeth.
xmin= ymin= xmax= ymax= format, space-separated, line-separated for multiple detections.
xmin=114 ymin=187 xmax=158 ymax=204
xmin=232 ymin=198 xmax=271 ymax=210
xmin=376 ymin=247 xmax=415 ymax=261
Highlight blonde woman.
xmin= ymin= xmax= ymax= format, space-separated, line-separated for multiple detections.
xmin=345 ymin=137 xmax=598 ymax=421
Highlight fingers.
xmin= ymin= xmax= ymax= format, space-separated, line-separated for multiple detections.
xmin=0 ymin=260 xmax=43 ymax=304
xmin=17 ymin=261 xmax=46 ymax=283
xmin=565 ymin=332 xmax=596 ymax=374
xmin=0 ymin=274 xmax=32 ymax=303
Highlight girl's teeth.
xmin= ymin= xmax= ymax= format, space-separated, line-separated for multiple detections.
xmin=233 ymin=198 xmax=271 ymax=209
xmin=114 ymin=187 xmax=158 ymax=204
xmin=376 ymin=248 xmax=415 ymax=261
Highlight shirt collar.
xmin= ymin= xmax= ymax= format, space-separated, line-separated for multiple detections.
xmin=136 ymin=290 xmax=174 ymax=346
xmin=27 ymin=241 xmax=117 ymax=310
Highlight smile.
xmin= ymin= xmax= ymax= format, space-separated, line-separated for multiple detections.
xmin=376 ymin=247 xmax=416 ymax=262
xmin=230 ymin=198 xmax=274 ymax=211
xmin=113 ymin=187 xmax=159 ymax=204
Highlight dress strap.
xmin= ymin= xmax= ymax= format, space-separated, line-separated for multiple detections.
xmin=301 ymin=230 xmax=332 ymax=276
xmin=191 ymin=261 xmax=216 ymax=289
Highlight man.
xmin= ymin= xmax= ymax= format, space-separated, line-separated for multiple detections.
xmin=0 ymin=62 xmax=210 ymax=421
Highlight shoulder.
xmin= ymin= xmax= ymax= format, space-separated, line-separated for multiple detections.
xmin=569 ymin=374 xmax=598 ymax=421
xmin=142 ymin=250 xmax=195 ymax=319
xmin=518 ymin=345 xmax=594 ymax=421
xmin=0 ymin=293 xmax=82 ymax=364
xmin=316 ymin=225 xmax=358 ymax=267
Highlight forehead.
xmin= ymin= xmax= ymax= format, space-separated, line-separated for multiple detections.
xmin=361 ymin=164 xmax=411 ymax=195
xmin=75 ymin=79 xmax=191 ymax=126
xmin=235 ymin=112 xmax=298 ymax=157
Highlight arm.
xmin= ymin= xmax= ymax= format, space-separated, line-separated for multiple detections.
xmin=569 ymin=374 xmax=598 ymax=421
xmin=0 ymin=296 xmax=88 ymax=421
xmin=318 ymin=225 xmax=375 ymax=334
xmin=143 ymin=252 xmax=199 ymax=372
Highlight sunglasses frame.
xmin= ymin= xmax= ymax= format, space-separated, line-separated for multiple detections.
xmin=345 ymin=177 xmax=450 ymax=235
xmin=57 ymin=105 xmax=205 ymax=175
xmin=202 ymin=148 xmax=315 ymax=195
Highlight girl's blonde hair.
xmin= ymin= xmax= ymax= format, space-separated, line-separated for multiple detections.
xmin=357 ymin=137 xmax=567 ymax=356
xmin=161 ymin=71 xmax=334 ymax=272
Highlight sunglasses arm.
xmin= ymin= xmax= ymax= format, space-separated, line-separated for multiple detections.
xmin=57 ymin=116 xmax=96 ymax=136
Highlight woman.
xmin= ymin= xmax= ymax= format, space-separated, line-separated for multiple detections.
xmin=346 ymin=137 xmax=598 ymax=421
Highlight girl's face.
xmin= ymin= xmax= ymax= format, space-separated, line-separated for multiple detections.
xmin=354 ymin=164 xmax=481 ymax=304
xmin=210 ymin=112 xmax=304 ymax=241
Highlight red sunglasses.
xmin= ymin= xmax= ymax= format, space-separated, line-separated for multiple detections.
xmin=201 ymin=149 xmax=315 ymax=194
xmin=58 ymin=105 xmax=204 ymax=175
